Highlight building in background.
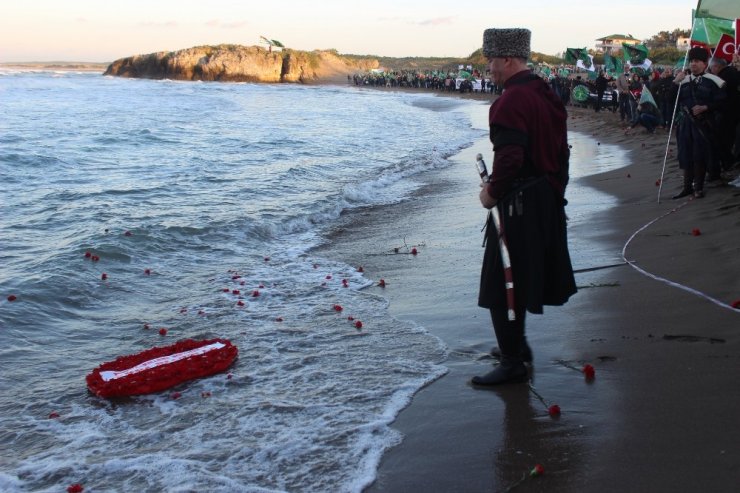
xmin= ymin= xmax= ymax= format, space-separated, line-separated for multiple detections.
xmin=595 ymin=34 xmax=641 ymax=54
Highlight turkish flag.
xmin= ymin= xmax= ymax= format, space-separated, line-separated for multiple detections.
xmin=714 ymin=33 xmax=736 ymax=62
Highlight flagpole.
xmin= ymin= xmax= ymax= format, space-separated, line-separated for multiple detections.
xmin=657 ymin=15 xmax=696 ymax=203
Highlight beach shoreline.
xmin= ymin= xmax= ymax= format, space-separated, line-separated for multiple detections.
xmin=313 ymin=84 xmax=740 ymax=491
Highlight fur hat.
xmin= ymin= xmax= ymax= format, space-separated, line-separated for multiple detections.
xmin=688 ymin=46 xmax=709 ymax=63
xmin=482 ymin=28 xmax=531 ymax=59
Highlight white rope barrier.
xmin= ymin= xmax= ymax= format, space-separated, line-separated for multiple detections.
xmin=621 ymin=200 xmax=739 ymax=313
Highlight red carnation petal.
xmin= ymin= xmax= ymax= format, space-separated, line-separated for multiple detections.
xmin=49 ymin=411 xmax=60 ymax=419
xmin=7 ymin=294 xmax=17 ymax=302
xmin=67 ymin=484 xmax=84 ymax=493
xmin=354 ymin=320 xmax=363 ymax=329
xmin=548 ymin=404 xmax=561 ymax=417
xmin=158 ymin=328 xmax=167 ymax=336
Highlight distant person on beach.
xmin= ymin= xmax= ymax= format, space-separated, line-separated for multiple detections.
xmin=670 ymin=47 xmax=726 ymax=199
xmin=616 ymin=69 xmax=632 ymax=122
xmin=624 ymin=100 xmax=662 ymax=134
xmin=473 ymin=27 xmax=577 ymax=386
xmin=594 ymin=71 xmax=608 ymax=112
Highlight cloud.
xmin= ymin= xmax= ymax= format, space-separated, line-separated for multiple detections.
xmin=416 ymin=16 xmax=456 ymax=27
xmin=140 ymin=21 xmax=179 ymax=28
xmin=205 ymin=19 xmax=249 ymax=29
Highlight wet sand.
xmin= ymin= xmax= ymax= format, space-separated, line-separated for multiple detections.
xmin=314 ymin=87 xmax=740 ymax=491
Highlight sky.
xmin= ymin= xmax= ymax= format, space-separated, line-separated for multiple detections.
xmin=0 ymin=0 xmax=697 ymax=62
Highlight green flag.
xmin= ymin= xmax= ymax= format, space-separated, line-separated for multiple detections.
xmin=564 ymin=47 xmax=587 ymax=64
xmin=695 ymin=0 xmax=740 ymax=20
xmin=638 ymin=86 xmax=657 ymax=108
xmin=691 ymin=15 xmax=734 ymax=47
xmin=622 ymin=43 xmax=649 ymax=64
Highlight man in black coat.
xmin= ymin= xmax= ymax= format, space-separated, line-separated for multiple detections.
xmin=474 ymin=27 xmax=577 ymax=386
xmin=594 ymin=71 xmax=609 ymax=112
xmin=709 ymin=57 xmax=740 ymax=173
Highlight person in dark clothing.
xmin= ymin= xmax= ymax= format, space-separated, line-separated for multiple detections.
xmin=594 ymin=71 xmax=608 ymax=112
xmin=474 ymin=27 xmax=577 ymax=386
xmin=670 ymin=47 xmax=726 ymax=199
xmin=709 ymin=57 xmax=740 ymax=172
xmin=625 ymin=101 xmax=662 ymax=134
xmin=652 ymin=68 xmax=675 ymax=127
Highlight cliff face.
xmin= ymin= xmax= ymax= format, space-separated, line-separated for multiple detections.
xmin=104 ymin=45 xmax=378 ymax=83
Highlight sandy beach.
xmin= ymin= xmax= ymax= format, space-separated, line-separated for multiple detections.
xmin=314 ymin=86 xmax=740 ymax=492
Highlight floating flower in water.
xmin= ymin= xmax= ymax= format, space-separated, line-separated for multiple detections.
xmin=275 ymin=317 xmax=284 ymax=322
xmin=347 ymin=316 xmax=354 ymax=321
xmin=232 ymin=289 xmax=240 ymax=295
xmin=326 ymin=274 xmax=333 ymax=280
xmin=240 ymin=281 xmax=245 ymax=286
xmin=411 ymin=247 xmax=418 ymax=255
xmin=124 ymin=231 xmax=132 ymax=236
xmin=84 ymin=251 xmax=92 ymax=258
xmin=170 ymin=391 xmax=181 ymax=400
xmin=67 ymin=484 xmax=84 ymax=493
xmin=49 ymin=411 xmax=60 ymax=419
xmin=582 ymin=364 xmax=596 ymax=380
xmin=258 ymin=284 xmax=265 ymax=289
xmin=227 ymin=373 xmax=233 ymax=380
xmin=101 ymin=273 xmax=108 ymax=280
xmin=548 ymin=404 xmax=561 ymax=417
xmin=91 ymin=255 xmax=100 ymax=262
xmin=731 ymin=299 xmax=740 ymax=309
xmin=655 ymin=179 xmax=661 ymax=186
xmin=201 ymin=391 xmax=211 ymax=398
xmin=264 ymin=256 xmax=270 ymax=262
xmin=236 ymin=300 xmax=245 ymax=307
xmin=313 ymin=263 xmax=319 ymax=269
xmin=530 ymin=464 xmax=545 ymax=477
xmin=251 ymin=290 xmax=260 ymax=297
xmin=333 ymin=304 xmax=343 ymax=312
xmin=378 ymin=279 xmax=386 ymax=288
xmin=7 ymin=294 xmax=17 ymax=302
xmin=691 ymin=228 xmax=701 ymax=236
xmin=159 ymin=328 xmax=168 ymax=336
xmin=354 ymin=320 xmax=363 ymax=329
xmin=143 ymin=324 xmax=150 ymax=330
xmin=357 ymin=266 xmax=364 ymax=272
xmin=144 ymin=268 xmax=151 ymax=275
xmin=198 ymin=310 xmax=205 ymax=315
xmin=232 ymin=275 xmax=241 ymax=280
xmin=180 ymin=307 xmax=187 ymax=313
xmin=222 ymin=288 xmax=230 ymax=293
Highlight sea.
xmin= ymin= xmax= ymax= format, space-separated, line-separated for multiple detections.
xmin=0 ymin=69 xmax=622 ymax=492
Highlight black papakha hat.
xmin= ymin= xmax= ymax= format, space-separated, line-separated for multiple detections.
xmin=688 ymin=46 xmax=709 ymax=63
xmin=482 ymin=28 xmax=531 ymax=59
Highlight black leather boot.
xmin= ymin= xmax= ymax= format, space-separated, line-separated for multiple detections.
xmin=672 ymin=187 xmax=693 ymax=199
xmin=472 ymin=356 xmax=528 ymax=386
xmin=489 ymin=339 xmax=533 ymax=364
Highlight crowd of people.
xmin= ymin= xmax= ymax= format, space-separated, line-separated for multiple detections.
xmin=351 ymin=50 xmax=740 ymax=196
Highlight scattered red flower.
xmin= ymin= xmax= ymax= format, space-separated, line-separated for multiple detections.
xmin=582 ymin=364 xmax=596 ymax=379
xmin=49 ymin=411 xmax=60 ymax=419
xmin=347 ymin=316 xmax=354 ymax=321
xmin=333 ymin=304 xmax=343 ymax=312
xmin=655 ymin=179 xmax=660 ymax=186
xmin=227 ymin=373 xmax=233 ymax=380
xmin=411 ymin=247 xmax=418 ymax=255
xmin=170 ymin=391 xmax=181 ymax=400
xmin=264 ymin=256 xmax=270 ymax=262
xmin=84 ymin=251 xmax=92 ymax=258
xmin=124 ymin=231 xmax=132 ymax=236
xmin=101 ymin=273 xmax=108 ymax=280
xmin=378 ymin=279 xmax=386 ymax=288
xmin=91 ymin=255 xmax=100 ymax=262
xmin=144 ymin=269 xmax=151 ymax=275
xmin=354 ymin=320 xmax=363 ymax=329
xmin=236 ymin=300 xmax=245 ymax=307
xmin=275 ymin=317 xmax=284 ymax=322
xmin=548 ymin=405 xmax=561 ymax=417
xmin=222 ymin=288 xmax=230 ymax=292
xmin=67 ymin=484 xmax=84 ymax=493
xmin=232 ymin=275 xmax=241 ymax=280
xmin=252 ymin=290 xmax=260 ymax=297
xmin=143 ymin=324 xmax=150 ymax=330
xmin=258 ymin=284 xmax=265 ymax=289
xmin=180 ymin=307 xmax=187 ymax=313
xmin=232 ymin=289 xmax=240 ymax=295
xmin=7 ymin=295 xmax=17 ymax=302
xmin=313 ymin=263 xmax=319 ymax=269
xmin=530 ymin=464 xmax=545 ymax=477
xmin=357 ymin=266 xmax=364 ymax=272
xmin=326 ymin=275 xmax=333 ymax=280
xmin=159 ymin=328 xmax=168 ymax=336
xmin=691 ymin=228 xmax=701 ymax=236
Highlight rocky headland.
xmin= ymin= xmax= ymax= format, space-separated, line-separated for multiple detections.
xmin=103 ymin=44 xmax=379 ymax=83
